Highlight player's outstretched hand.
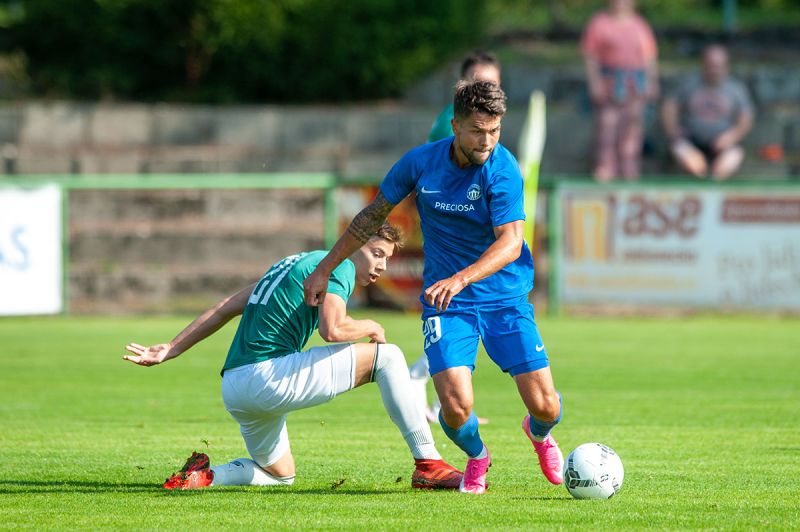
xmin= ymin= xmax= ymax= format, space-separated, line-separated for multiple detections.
xmin=303 ymin=269 xmax=328 ymax=307
xmin=123 ymin=342 xmax=172 ymax=367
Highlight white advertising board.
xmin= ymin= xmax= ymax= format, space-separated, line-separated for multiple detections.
xmin=556 ymin=184 xmax=800 ymax=310
xmin=0 ymin=185 xmax=63 ymax=315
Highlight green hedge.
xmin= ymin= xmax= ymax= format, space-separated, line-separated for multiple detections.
xmin=1 ymin=0 xmax=486 ymax=103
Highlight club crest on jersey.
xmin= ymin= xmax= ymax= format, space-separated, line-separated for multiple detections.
xmin=467 ymin=184 xmax=482 ymax=201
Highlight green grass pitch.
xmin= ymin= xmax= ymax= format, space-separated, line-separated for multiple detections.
xmin=1 ymin=312 xmax=798 ymax=529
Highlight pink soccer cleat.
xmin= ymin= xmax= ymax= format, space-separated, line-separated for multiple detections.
xmin=522 ymin=414 xmax=564 ymax=485
xmin=459 ymin=448 xmax=491 ymax=494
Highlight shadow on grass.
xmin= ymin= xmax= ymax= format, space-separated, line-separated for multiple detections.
xmin=0 ymin=479 xmax=162 ymax=494
xmin=505 ymin=495 xmax=574 ymax=502
xmin=0 ymin=479 xmax=397 ymax=496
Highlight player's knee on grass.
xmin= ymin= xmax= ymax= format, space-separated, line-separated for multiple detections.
xmin=262 ymin=449 xmax=296 ymax=478
xmin=211 ymin=458 xmax=295 ymax=487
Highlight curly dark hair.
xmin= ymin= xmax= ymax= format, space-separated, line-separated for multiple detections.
xmin=453 ymin=80 xmax=507 ymax=120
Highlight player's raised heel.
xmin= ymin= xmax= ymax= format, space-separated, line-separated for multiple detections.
xmin=411 ymin=458 xmax=463 ymax=489
xmin=522 ymin=414 xmax=564 ymax=485
xmin=459 ymin=449 xmax=491 ymax=494
xmin=163 ymin=451 xmax=214 ymax=490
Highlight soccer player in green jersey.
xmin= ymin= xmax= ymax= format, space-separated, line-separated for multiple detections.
xmin=123 ymin=224 xmax=462 ymax=490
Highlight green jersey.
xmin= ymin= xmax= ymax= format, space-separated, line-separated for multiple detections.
xmin=428 ymin=103 xmax=454 ymax=142
xmin=222 ymin=251 xmax=356 ymax=374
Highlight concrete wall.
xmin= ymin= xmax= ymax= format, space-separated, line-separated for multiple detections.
xmin=4 ymin=66 xmax=800 ymax=313
xmin=3 ymin=65 xmax=799 ymax=180
xmin=68 ymin=189 xmax=325 ymax=313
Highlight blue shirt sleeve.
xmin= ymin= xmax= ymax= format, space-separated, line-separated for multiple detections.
xmin=380 ymin=150 xmax=418 ymax=205
xmin=487 ymin=162 xmax=526 ymax=227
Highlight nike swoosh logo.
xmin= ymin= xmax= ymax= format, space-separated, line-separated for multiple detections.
xmin=535 ymin=344 xmax=545 ymax=352
xmin=420 ymin=186 xmax=440 ymax=194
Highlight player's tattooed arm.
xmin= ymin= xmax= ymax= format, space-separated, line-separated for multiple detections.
xmin=346 ymin=191 xmax=395 ymax=243
xmin=304 ymin=191 xmax=396 ymax=306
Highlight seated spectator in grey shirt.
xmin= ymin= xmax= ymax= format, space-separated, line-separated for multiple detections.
xmin=661 ymin=44 xmax=754 ymax=180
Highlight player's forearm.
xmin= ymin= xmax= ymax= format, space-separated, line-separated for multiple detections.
xmin=168 ymin=290 xmax=247 ymax=356
xmin=318 ymin=192 xmax=395 ymax=275
xmin=316 ymin=231 xmax=365 ymax=277
xmin=321 ymin=316 xmax=380 ymax=343
xmin=457 ymin=232 xmax=523 ymax=287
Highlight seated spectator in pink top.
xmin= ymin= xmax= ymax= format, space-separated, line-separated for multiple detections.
xmin=581 ymin=0 xmax=659 ymax=181
xmin=661 ymin=45 xmax=754 ymax=181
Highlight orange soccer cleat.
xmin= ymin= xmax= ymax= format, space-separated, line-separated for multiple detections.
xmin=411 ymin=458 xmax=463 ymax=490
xmin=163 ymin=451 xmax=214 ymax=490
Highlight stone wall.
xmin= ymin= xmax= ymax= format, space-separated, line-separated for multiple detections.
xmin=3 ymin=65 xmax=799 ymax=181
xmin=4 ymin=65 xmax=800 ymax=313
xmin=67 ymin=189 xmax=325 ymax=313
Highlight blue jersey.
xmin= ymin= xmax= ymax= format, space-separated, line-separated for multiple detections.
xmin=380 ymin=137 xmax=534 ymax=304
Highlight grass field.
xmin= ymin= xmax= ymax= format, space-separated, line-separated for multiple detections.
xmin=1 ymin=312 xmax=799 ymax=529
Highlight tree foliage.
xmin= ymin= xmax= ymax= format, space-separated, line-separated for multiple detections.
xmin=1 ymin=0 xmax=486 ymax=102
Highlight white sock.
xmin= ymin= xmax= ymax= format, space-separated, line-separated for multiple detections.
xmin=210 ymin=458 xmax=295 ymax=486
xmin=473 ymin=445 xmax=488 ymax=460
xmin=373 ymin=344 xmax=441 ymax=460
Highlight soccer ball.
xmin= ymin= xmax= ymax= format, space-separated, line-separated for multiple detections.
xmin=563 ymin=443 xmax=624 ymax=499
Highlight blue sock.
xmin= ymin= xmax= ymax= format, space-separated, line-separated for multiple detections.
xmin=439 ymin=411 xmax=484 ymax=458
xmin=528 ymin=392 xmax=563 ymax=439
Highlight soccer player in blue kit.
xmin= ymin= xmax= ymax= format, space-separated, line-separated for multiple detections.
xmin=304 ymin=80 xmax=564 ymax=494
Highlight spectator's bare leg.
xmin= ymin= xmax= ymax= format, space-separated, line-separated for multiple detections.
xmin=711 ymin=146 xmax=744 ymax=181
xmin=618 ymin=98 xmax=645 ymax=180
xmin=593 ymin=103 xmax=621 ymax=182
xmin=670 ymin=139 xmax=708 ymax=177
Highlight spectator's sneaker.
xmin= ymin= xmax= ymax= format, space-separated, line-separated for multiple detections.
xmin=411 ymin=459 xmax=463 ymax=489
xmin=522 ymin=414 xmax=564 ymax=485
xmin=163 ymin=451 xmax=214 ymax=490
xmin=459 ymin=449 xmax=491 ymax=494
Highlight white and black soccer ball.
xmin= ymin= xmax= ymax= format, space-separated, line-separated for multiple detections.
xmin=563 ymin=443 xmax=624 ymax=499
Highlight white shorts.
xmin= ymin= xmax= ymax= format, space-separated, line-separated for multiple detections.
xmin=221 ymin=343 xmax=357 ymax=467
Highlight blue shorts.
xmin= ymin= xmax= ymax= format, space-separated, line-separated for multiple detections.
xmin=421 ymin=296 xmax=549 ymax=377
